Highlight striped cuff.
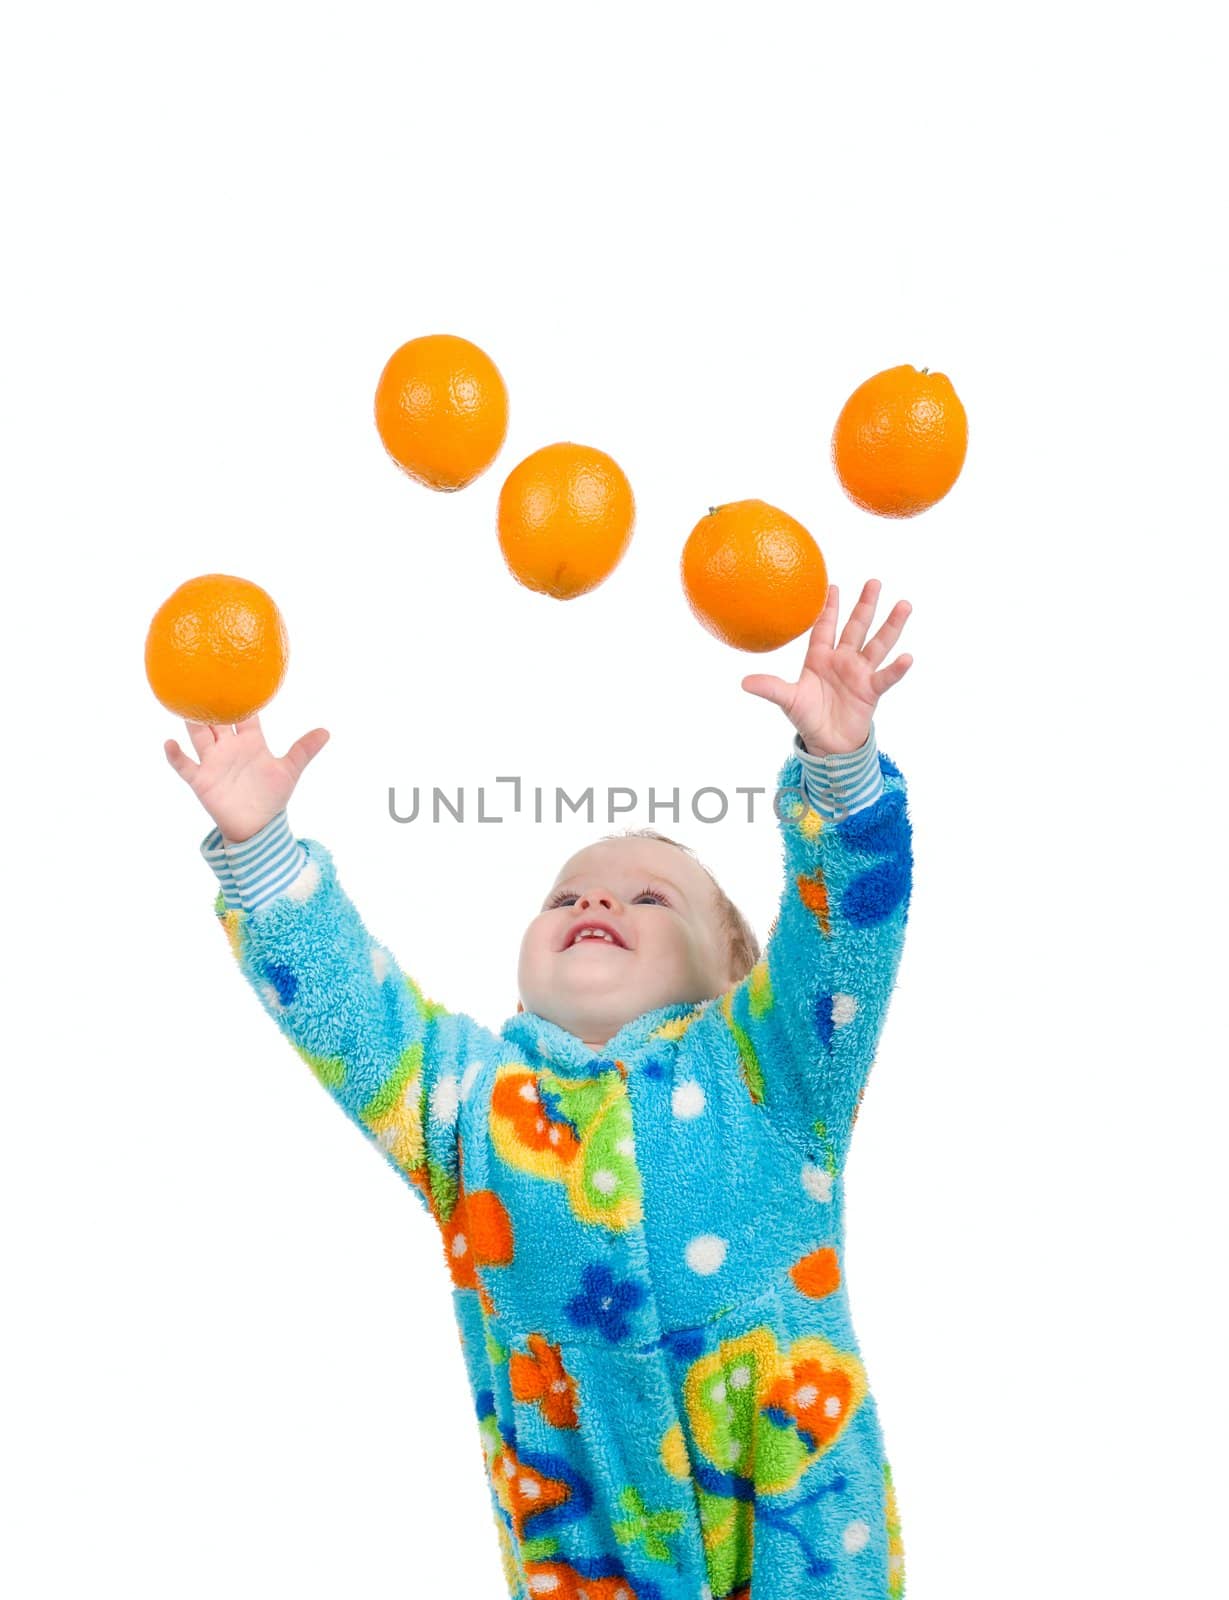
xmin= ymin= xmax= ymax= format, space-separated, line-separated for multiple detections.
xmin=794 ymin=721 xmax=883 ymax=822
xmin=200 ymin=810 xmax=309 ymax=913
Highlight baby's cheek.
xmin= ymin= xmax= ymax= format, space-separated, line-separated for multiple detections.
xmin=515 ymin=928 xmax=545 ymax=996
xmin=519 ymin=920 xmax=567 ymax=999
xmin=641 ymin=926 xmax=692 ymax=988
xmin=681 ymin=924 xmax=726 ymax=993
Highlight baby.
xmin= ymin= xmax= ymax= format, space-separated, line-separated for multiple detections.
xmin=167 ymin=577 xmax=915 ymax=1600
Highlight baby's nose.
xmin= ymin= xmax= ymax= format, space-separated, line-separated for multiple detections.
xmin=578 ymin=888 xmax=621 ymax=912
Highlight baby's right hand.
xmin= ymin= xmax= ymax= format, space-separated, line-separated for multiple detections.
xmin=164 ymin=714 xmax=329 ymax=843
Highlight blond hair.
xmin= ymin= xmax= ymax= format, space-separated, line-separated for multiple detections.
xmin=597 ymin=826 xmax=761 ymax=986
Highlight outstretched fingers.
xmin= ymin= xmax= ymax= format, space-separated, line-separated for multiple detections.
xmin=869 ymin=654 xmax=914 ymax=698
xmin=741 ymin=674 xmax=794 ymax=714
xmin=282 ymin=727 xmax=330 ymax=780
xmin=838 ymin=578 xmax=882 ymax=652
xmin=184 ymin=720 xmax=221 ymax=757
xmin=808 ymin=583 xmax=840 ymax=654
xmin=164 ymin=739 xmax=199 ymax=782
xmin=862 ymin=600 xmax=913 ymax=670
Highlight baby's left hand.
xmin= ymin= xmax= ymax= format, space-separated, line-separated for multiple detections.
xmin=742 ymin=578 xmax=913 ymax=755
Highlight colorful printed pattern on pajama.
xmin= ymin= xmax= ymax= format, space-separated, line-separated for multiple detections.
xmin=203 ymin=726 xmax=913 ymax=1598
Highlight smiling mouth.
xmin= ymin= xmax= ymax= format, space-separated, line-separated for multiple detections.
xmin=566 ymin=929 xmax=626 ymax=950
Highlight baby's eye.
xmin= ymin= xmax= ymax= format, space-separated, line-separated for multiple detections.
xmin=546 ymin=887 xmax=670 ymax=910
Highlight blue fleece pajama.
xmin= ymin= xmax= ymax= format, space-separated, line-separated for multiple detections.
xmin=201 ymin=722 xmax=912 ymax=1599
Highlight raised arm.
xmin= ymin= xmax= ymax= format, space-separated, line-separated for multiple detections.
xmin=166 ymin=715 xmax=480 ymax=1227
xmin=728 ymin=579 xmax=915 ymax=1162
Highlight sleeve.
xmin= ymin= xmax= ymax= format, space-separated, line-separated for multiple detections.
xmin=720 ymin=720 xmax=913 ymax=1165
xmin=201 ymin=810 xmax=486 ymax=1228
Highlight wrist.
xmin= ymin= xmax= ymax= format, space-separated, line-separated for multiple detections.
xmin=797 ymin=726 xmax=872 ymax=758
xmin=221 ymin=822 xmax=275 ymax=847
xmin=793 ymin=723 xmax=883 ymax=821
xmin=214 ymin=809 xmax=281 ymax=846
xmin=200 ymin=809 xmax=308 ymax=913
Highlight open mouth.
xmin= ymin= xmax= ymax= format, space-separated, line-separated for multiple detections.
xmin=565 ymin=924 xmax=628 ymax=951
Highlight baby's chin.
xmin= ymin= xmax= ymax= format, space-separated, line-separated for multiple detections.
xmin=543 ymin=999 xmax=675 ymax=1046
xmin=526 ymin=970 xmax=681 ymax=1032
xmin=553 ymin=978 xmax=673 ymax=1014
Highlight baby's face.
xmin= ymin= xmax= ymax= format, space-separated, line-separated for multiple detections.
xmin=517 ymin=837 xmax=735 ymax=1049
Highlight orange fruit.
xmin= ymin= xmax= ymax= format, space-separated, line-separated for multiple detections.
xmin=831 ymin=363 xmax=967 ymax=517
xmin=497 ymin=442 xmax=635 ymax=599
xmin=681 ymin=499 xmax=828 ymax=652
xmin=145 ymin=574 xmax=288 ymax=723
xmin=374 ymin=333 xmax=509 ymax=491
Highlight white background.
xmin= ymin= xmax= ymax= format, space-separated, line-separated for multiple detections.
xmin=3 ymin=3 xmax=1226 ymax=1596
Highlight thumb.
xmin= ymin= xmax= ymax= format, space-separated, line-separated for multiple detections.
xmin=283 ymin=727 xmax=330 ymax=781
xmin=741 ymin=674 xmax=793 ymax=713
xmin=164 ymin=738 xmax=198 ymax=785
